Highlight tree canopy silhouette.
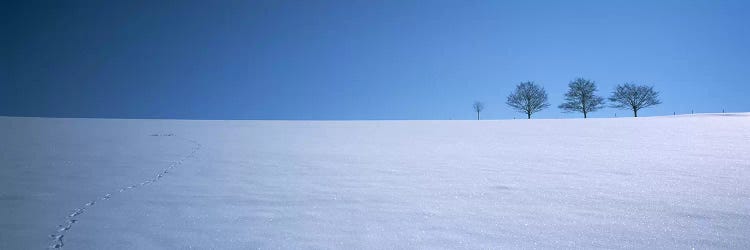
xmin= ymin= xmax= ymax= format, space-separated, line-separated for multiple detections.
xmin=472 ymin=101 xmax=485 ymax=120
xmin=558 ymin=78 xmax=605 ymax=118
xmin=506 ymin=81 xmax=550 ymax=119
xmin=609 ymin=83 xmax=661 ymax=117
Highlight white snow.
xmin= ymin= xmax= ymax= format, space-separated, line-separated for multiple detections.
xmin=1 ymin=114 xmax=749 ymax=249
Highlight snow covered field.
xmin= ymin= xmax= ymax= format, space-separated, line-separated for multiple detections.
xmin=1 ymin=114 xmax=749 ymax=249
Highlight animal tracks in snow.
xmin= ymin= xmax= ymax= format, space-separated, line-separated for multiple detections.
xmin=47 ymin=134 xmax=201 ymax=249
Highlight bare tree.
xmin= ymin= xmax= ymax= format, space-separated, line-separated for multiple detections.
xmin=558 ymin=78 xmax=605 ymax=118
xmin=506 ymin=81 xmax=549 ymax=119
xmin=473 ymin=101 xmax=485 ymax=120
xmin=609 ymin=83 xmax=661 ymax=117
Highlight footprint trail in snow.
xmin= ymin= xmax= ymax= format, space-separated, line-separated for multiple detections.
xmin=47 ymin=134 xmax=201 ymax=249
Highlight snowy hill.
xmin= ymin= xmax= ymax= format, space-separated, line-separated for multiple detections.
xmin=1 ymin=114 xmax=749 ymax=249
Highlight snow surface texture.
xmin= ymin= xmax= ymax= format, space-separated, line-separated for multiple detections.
xmin=1 ymin=114 xmax=749 ymax=249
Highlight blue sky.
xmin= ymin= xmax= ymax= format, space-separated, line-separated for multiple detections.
xmin=2 ymin=0 xmax=749 ymax=120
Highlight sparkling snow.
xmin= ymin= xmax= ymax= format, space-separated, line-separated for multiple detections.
xmin=1 ymin=114 xmax=749 ymax=249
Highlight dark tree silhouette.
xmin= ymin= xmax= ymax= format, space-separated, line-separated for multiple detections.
xmin=558 ymin=78 xmax=605 ymax=118
xmin=608 ymin=83 xmax=661 ymax=117
xmin=473 ymin=101 xmax=485 ymax=120
xmin=506 ymin=81 xmax=549 ymax=119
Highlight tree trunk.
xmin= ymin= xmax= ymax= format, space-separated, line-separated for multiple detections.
xmin=583 ymin=112 xmax=587 ymax=118
xmin=527 ymin=113 xmax=531 ymax=119
xmin=477 ymin=112 xmax=480 ymax=120
xmin=633 ymin=109 xmax=638 ymax=117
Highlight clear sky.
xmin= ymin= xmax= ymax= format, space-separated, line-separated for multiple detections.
xmin=2 ymin=0 xmax=749 ymax=120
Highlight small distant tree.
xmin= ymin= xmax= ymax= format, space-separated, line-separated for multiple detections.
xmin=558 ymin=78 xmax=605 ymax=118
xmin=608 ymin=83 xmax=661 ymax=117
xmin=506 ymin=81 xmax=550 ymax=119
xmin=473 ymin=101 xmax=485 ymax=120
